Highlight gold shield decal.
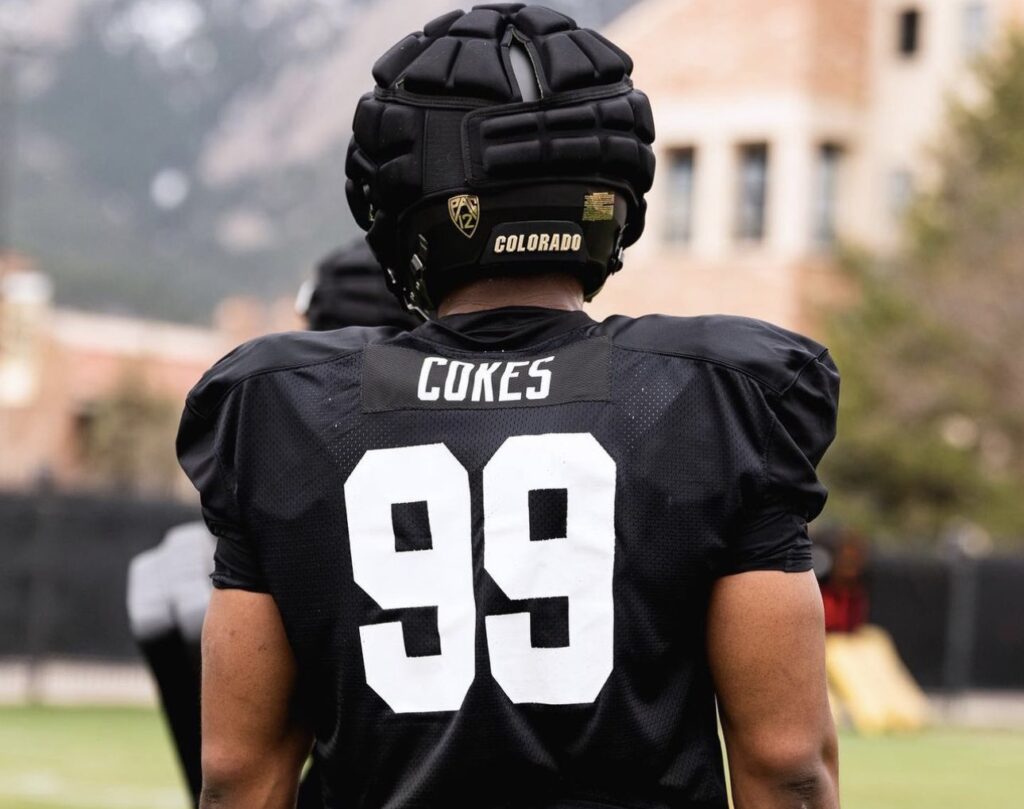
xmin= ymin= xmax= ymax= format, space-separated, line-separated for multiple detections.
xmin=448 ymin=194 xmax=481 ymax=239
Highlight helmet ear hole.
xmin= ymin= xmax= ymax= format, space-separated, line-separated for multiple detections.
xmin=345 ymin=137 xmax=378 ymax=231
xmin=345 ymin=178 xmax=373 ymax=231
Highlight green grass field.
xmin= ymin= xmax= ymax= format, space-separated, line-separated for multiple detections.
xmin=0 ymin=707 xmax=1021 ymax=809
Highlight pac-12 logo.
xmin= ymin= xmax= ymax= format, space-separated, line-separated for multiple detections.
xmin=448 ymin=194 xmax=481 ymax=239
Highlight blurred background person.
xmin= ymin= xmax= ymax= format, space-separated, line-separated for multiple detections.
xmin=814 ymin=526 xmax=871 ymax=636
xmin=299 ymin=241 xmax=423 ymax=333
xmin=126 ymin=238 xmax=420 ymax=808
xmin=127 ymin=522 xmax=212 ymax=805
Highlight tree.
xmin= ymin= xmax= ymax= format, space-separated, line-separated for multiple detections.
xmin=822 ymin=35 xmax=1024 ymax=546
xmin=77 ymin=366 xmax=182 ymax=496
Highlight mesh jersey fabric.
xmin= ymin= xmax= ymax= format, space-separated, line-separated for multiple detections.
xmin=177 ymin=307 xmax=839 ymax=809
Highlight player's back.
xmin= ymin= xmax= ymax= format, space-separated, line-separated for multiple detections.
xmin=179 ymin=306 xmax=838 ymax=809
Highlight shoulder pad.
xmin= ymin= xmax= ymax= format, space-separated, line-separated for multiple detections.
xmin=186 ymin=326 xmax=399 ymax=419
xmin=598 ymin=314 xmax=828 ymax=395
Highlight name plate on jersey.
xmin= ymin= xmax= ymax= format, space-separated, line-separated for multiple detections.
xmin=362 ymin=339 xmax=611 ymax=412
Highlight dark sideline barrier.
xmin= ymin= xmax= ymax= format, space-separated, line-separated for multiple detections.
xmin=1 ymin=488 xmax=1022 ymax=690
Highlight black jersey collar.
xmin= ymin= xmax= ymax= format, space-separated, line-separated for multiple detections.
xmin=412 ymin=307 xmax=595 ymax=351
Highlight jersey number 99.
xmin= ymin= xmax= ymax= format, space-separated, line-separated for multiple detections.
xmin=344 ymin=433 xmax=616 ymax=713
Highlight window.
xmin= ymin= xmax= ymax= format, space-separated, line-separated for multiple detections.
xmin=736 ymin=143 xmax=769 ymax=243
xmin=72 ymin=403 xmax=99 ymax=463
xmin=962 ymin=2 xmax=990 ymax=58
xmin=814 ymin=144 xmax=843 ymax=247
xmin=888 ymin=168 xmax=915 ymax=216
xmin=665 ymin=147 xmax=696 ymax=243
xmin=898 ymin=8 xmax=922 ymax=57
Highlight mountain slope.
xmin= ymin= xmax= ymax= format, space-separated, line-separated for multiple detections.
xmin=10 ymin=0 xmax=639 ymax=321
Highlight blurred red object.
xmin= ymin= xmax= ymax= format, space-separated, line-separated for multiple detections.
xmin=816 ymin=530 xmax=870 ymax=633
xmin=821 ymin=581 xmax=869 ymax=633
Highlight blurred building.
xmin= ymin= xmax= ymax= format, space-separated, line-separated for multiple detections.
xmin=0 ymin=254 xmax=298 ymax=494
xmin=592 ymin=0 xmax=1024 ymax=332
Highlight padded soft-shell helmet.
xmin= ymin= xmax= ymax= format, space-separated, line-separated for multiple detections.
xmin=346 ymin=3 xmax=656 ymax=313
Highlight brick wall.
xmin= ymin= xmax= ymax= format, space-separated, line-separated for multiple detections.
xmin=611 ymin=0 xmax=870 ymax=104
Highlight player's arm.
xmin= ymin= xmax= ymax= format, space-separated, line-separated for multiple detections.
xmin=708 ymin=569 xmax=839 ymax=809
xmin=199 ymin=588 xmax=312 ymax=809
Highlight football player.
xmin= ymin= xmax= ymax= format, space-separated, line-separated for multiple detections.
xmin=298 ymin=240 xmax=424 ymax=333
xmin=130 ymin=240 xmax=419 ymax=808
xmin=178 ymin=5 xmax=841 ymax=809
xmin=127 ymin=522 xmax=213 ymax=805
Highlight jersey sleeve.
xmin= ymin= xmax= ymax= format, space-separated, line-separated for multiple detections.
xmin=724 ymin=348 xmax=840 ymax=575
xmin=176 ymin=380 xmax=270 ymax=593
xmin=177 ymin=327 xmax=388 ymax=594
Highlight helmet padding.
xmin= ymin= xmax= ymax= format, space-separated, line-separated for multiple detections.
xmin=346 ymin=4 xmax=656 ymax=312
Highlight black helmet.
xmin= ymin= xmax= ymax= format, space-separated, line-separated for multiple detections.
xmin=297 ymin=240 xmax=425 ymax=331
xmin=346 ymin=3 xmax=656 ymax=314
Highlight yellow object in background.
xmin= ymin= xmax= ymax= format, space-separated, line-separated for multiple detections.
xmin=826 ymin=626 xmax=930 ymax=735
xmin=826 ymin=681 xmax=845 ymax=728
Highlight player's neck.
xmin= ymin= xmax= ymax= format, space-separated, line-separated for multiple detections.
xmin=439 ymin=273 xmax=585 ymax=317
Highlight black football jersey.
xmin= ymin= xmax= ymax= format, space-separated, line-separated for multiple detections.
xmin=177 ymin=307 xmax=839 ymax=809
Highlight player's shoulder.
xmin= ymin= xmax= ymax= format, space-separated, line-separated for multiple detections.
xmin=186 ymin=325 xmax=401 ymax=420
xmin=595 ymin=313 xmax=831 ymax=395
